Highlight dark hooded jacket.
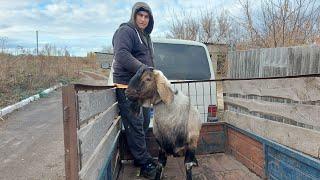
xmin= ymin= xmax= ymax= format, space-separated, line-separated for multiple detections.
xmin=112 ymin=2 xmax=154 ymax=85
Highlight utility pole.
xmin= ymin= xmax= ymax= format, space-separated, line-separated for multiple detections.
xmin=36 ymin=30 xmax=38 ymax=55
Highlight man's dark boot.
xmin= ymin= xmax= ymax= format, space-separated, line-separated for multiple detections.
xmin=140 ymin=160 xmax=157 ymax=179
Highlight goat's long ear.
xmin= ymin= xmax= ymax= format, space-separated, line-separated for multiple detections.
xmin=154 ymin=70 xmax=174 ymax=104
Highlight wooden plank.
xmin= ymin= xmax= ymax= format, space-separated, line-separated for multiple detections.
xmin=78 ymin=88 xmax=116 ymax=123
xmin=294 ymin=47 xmax=302 ymax=75
xmin=197 ymin=131 xmax=226 ymax=154
xmin=227 ymin=128 xmax=265 ymax=178
xmin=239 ymin=51 xmax=244 ymax=78
xmin=118 ymin=154 xmax=261 ymax=180
xmin=79 ymin=117 xmax=121 ymax=180
xmin=232 ymin=51 xmax=237 ymax=78
xmin=281 ymin=47 xmax=289 ymax=76
xmin=301 ymin=46 xmax=310 ymax=75
xmin=224 ymin=111 xmax=320 ymax=158
xmin=255 ymin=49 xmax=261 ymax=78
xmin=222 ymin=77 xmax=320 ymax=102
xmin=201 ymin=123 xmax=224 ymax=132
xmin=227 ymin=52 xmax=232 ymax=78
xmin=224 ymin=96 xmax=320 ymax=128
xmin=78 ymin=103 xmax=118 ymax=167
xmin=287 ymin=47 xmax=294 ymax=76
xmin=62 ymin=85 xmax=79 ymax=180
xmin=310 ymin=46 xmax=320 ymax=74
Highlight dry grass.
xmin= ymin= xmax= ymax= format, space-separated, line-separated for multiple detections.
xmin=0 ymin=53 xmax=97 ymax=108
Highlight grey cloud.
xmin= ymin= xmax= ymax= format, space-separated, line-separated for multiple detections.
xmin=0 ymin=24 xmax=10 ymax=29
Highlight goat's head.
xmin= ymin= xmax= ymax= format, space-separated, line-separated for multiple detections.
xmin=125 ymin=67 xmax=174 ymax=107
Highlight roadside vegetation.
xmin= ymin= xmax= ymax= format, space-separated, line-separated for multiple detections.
xmin=0 ymin=46 xmax=97 ymax=108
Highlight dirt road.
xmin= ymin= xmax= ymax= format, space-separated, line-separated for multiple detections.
xmin=0 ymin=70 xmax=108 ymax=180
xmin=0 ymin=90 xmax=65 ymax=180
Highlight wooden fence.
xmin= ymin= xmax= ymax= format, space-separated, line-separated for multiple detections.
xmin=224 ymin=46 xmax=320 ymax=157
xmin=227 ymin=45 xmax=320 ymax=78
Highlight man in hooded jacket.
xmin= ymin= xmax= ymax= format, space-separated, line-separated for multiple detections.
xmin=112 ymin=2 xmax=157 ymax=179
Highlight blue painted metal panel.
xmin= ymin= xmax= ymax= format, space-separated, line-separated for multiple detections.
xmin=98 ymin=131 xmax=120 ymax=180
xmin=99 ymin=162 xmax=112 ymax=180
xmin=266 ymin=146 xmax=319 ymax=180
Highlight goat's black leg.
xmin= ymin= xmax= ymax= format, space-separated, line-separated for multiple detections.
xmin=184 ymin=148 xmax=198 ymax=180
xmin=155 ymin=148 xmax=167 ymax=180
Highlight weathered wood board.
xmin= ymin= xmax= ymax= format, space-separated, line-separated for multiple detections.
xmin=78 ymin=103 xmax=118 ymax=167
xmin=78 ymin=88 xmax=116 ymax=123
xmin=79 ymin=117 xmax=121 ymax=179
xmin=224 ymin=96 xmax=320 ymax=128
xmin=222 ymin=77 xmax=320 ymax=102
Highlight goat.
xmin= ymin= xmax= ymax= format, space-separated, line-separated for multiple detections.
xmin=125 ymin=67 xmax=202 ymax=180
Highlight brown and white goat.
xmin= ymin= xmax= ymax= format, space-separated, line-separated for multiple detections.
xmin=125 ymin=67 xmax=202 ymax=180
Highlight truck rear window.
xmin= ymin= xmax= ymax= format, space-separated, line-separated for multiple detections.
xmin=153 ymin=43 xmax=211 ymax=80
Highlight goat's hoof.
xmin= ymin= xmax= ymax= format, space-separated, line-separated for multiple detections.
xmin=186 ymin=169 xmax=193 ymax=180
xmin=185 ymin=162 xmax=198 ymax=170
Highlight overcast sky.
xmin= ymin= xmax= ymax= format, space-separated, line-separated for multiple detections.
xmin=0 ymin=0 xmax=241 ymax=56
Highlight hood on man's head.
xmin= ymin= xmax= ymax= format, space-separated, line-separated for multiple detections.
xmin=129 ymin=2 xmax=154 ymax=34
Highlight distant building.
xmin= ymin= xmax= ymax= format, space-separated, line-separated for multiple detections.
xmin=94 ymin=52 xmax=113 ymax=69
xmin=204 ymin=43 xmax=228 ymax=77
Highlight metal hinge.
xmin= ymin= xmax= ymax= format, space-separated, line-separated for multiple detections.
xmin=79 ymin=139 xmax=83 ymax=169
xmin=63 ymin=106 xmax=69 ymax=122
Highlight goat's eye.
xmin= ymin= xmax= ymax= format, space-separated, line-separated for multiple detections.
xmin=145 ymin=78 xmax=152 ymax=81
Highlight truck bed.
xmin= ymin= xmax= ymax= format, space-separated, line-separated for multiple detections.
xmin=118 ymin=153 xmax=260 ymax=180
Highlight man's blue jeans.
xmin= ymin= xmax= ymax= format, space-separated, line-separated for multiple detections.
xmin=116 ymin=88 xmax=152 ymax=166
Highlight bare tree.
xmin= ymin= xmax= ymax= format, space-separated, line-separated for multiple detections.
xmin=200 ymin=10 xmax=215 ymax=42
xmin=239 ymin=0 xmax=320 ymax=48
xmin=167 ymin=16 xmax=186 ymax=39
xmin=216 ymin=10 xmax=237 ymax=43
xmin=185 ymin=18 xmax=199 ymax=40
xmin=167 ymin=9 xmax=239 ymax=44
xmin=167 ymin=10 xmax=199 ymax=40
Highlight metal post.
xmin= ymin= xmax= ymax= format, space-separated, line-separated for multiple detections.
xmin=36 ymin=30 xmax=38 ymax=55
